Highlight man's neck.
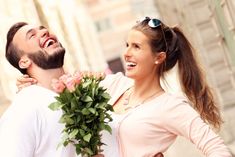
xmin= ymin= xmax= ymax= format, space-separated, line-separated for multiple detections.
xmin=28 ymin=67 xmax=65 ymax=91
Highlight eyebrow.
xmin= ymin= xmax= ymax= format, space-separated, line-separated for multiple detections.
xmin=25 ymin=28 xmax=34 ymax=39
xmin=25 ymin=25 xmax=46 ymax=39
xmin=39 ymin=25 xmax=46 ymax=30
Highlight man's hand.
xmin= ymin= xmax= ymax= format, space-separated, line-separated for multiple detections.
xmin=16 ymin=74 xmax=37 ymax=93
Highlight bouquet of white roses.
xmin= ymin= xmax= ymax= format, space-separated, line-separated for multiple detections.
xmin=49 ymin=72 xmax=113 ymax=157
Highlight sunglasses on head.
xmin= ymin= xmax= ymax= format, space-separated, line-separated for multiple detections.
xmin=138 ymin=17 xmax=168 ymax=53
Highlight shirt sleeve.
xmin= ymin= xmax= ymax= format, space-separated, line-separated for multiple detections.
xmin=162 ymin=100 xmax=232 ymax=157
xmin=0 ymin=94 xmax=40 ymax=157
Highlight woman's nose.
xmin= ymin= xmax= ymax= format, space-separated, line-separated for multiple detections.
xmin=123 ymin=47 xmax=131 ymax=57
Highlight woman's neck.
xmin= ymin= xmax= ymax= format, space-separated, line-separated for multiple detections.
xmin=129 ymin=75 xmax=164 ymax=105
xmin=134 ymin=75 xmax=162 ymax=95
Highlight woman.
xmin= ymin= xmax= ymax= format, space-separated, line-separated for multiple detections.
xmin=17 ymin=17 xmax=232 ymax=157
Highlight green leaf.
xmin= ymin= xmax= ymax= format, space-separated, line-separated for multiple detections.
xmin=48 ymin=102 xmax=62 ymax=110
xmin=84 ymin=147 xmax=94 ymax=156
xmin=96 ymin=102 xmax=106 ymax=110
xmin=81 ymin=124 xmax=87 ymax=130
xmin=63 ymin=140 xmax=69 ymax=147
xmin=101 ymin=92 xmax=111 ymax=99
xmin=81 ymin=95 xmax=93 ymax=102
xmin=81 ymin=108 xmax=90 ymax=115
xmin=82 ymin=79 xmax=92 ymax=88
xmin=79 ymin=129 xmax=85 ymax=137
xmin=83 ymin=133 xmax=92 ymax=142
xmin=107 ymin=104 xmax=114 ymax=111
xmin=69 ymin=129 xmax=78 ymax=139
xmin=104 ymin=124 xmax=112 ymax=134
xmin=91 ymin=86 xmax=96 ymax=98
xmin=88 ymin=108 xmax=96 ymax=114
xmin=75 ymin=88 xmax=81 ymax=96
xmin=75 ymin=144 xmax=81 ymax=155
xmin=71 ymin=97 xmax=78 ymax=110
xmin=76 ymin=115 xmax=81 ymax=123
xmin=86 ymin=102 xmax=93 ymax=108
xmin=59 ymin=115 xmax=74 ymax=124
xmin=64 ymin=89 xmax=73 ymax=100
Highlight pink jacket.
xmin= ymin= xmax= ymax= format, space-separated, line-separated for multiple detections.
xmin=101 ymin=73 xmax=232 ymax=157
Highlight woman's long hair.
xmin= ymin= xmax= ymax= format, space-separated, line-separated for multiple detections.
xmin=133 ymin=18 xmax=222 ymax=129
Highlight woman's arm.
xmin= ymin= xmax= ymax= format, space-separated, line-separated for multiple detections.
xmin=162 ymin=101 xmax=232 ymax=157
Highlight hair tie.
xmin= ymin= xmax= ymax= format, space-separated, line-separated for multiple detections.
xmin=168 ymin=28 xmax=178 ymax=53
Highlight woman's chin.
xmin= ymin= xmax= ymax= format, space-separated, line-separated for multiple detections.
xmin=125 ymin=71 xmax=135 ymax=79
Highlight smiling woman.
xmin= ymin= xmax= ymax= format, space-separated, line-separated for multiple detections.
xmin=98 ymin=17 xmax=232 ymax=157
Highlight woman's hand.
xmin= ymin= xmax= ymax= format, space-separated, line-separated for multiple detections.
xmin=154 ymin=152 xmax=164 ymax=157
xmin=92 ymin=154 xmax=104 ymax=157
xmin=16 ymin=74 xmax=37 ymax=93
xmin=91 ymin=152 xmax=163 ymax=157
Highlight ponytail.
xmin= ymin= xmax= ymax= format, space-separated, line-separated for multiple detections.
xmin=172 ymin=27 xmax=222 ymax=129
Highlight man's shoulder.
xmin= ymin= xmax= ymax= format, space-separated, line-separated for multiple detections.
xmin=13 ymin=85 xmax=57 ymax=108
xmin=18 ymin=85 xmax=56 ymax=97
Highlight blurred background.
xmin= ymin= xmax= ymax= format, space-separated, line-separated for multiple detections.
xmin=0 ymin=0 xmax=234 ymax=156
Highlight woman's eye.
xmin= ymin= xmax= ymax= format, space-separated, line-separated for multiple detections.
xmin=133 ymin=44 xmax=139 ymax=49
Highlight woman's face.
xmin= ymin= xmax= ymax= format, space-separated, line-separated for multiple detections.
xmin=123 ymin=29 xmax=158 ymax=80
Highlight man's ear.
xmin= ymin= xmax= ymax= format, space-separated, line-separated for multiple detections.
xmin=155 ymin=52 xmax=166 ymax=64
xmin=19 ymin=56 xmax=31 ymax=69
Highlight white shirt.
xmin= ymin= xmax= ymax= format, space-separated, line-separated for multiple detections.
xmin=0 ymin=85 xmax=77 ymax=157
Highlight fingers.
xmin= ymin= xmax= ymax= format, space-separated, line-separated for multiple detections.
xmin=16 ymin=74 xmax=37 ymax=93
xmin=92 ymin=154 xmax=104 ymax=157
xmin=16 ymin=75 xmax=37 ymax=85
xmin=16 ymin=82 xmax=33 ymax=93
xmin=154 ymin=152 xmax=164 ymax=157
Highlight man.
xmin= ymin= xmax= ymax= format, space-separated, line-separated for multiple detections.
xmin=0 ymin=22 xmax=76 ymax=157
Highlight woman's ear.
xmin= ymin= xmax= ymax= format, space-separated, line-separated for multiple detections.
xmin=19 ymin=56 xmax=31 ymax=69
xmin=155 ymin=52 xmax=166 ymax=64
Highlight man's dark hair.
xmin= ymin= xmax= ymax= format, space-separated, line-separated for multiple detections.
xmin=5 ymin=22 xmax=28 ymax=74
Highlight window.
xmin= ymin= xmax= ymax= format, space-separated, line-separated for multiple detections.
xmin=107 ymin=57 xmax=124 ymax=73
xmin=95 ymin=18 xmax=111 ymax=32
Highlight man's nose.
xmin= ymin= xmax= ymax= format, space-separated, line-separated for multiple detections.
xmin=39 ymin=29 xmax=49 ymax=38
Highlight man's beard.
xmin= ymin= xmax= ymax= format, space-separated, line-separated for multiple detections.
xmin=28 ymin=46 xmax=65 ymax=69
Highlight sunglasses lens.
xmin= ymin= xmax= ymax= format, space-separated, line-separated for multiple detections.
xmin=148 ymin=19 xmax=161 ymax=28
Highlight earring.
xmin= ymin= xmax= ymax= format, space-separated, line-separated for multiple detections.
xmin=155 ymin=61 xmax=159 ymax=64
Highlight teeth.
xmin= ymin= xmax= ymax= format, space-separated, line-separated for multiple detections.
xmin=126 ymin=62 xmax=136 ymax=67
xmin=45 ymin=39 xmax=55 ymax=48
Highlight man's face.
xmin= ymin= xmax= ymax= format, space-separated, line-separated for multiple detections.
xmin=13 ymin=24 xmax=65 ymax=69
